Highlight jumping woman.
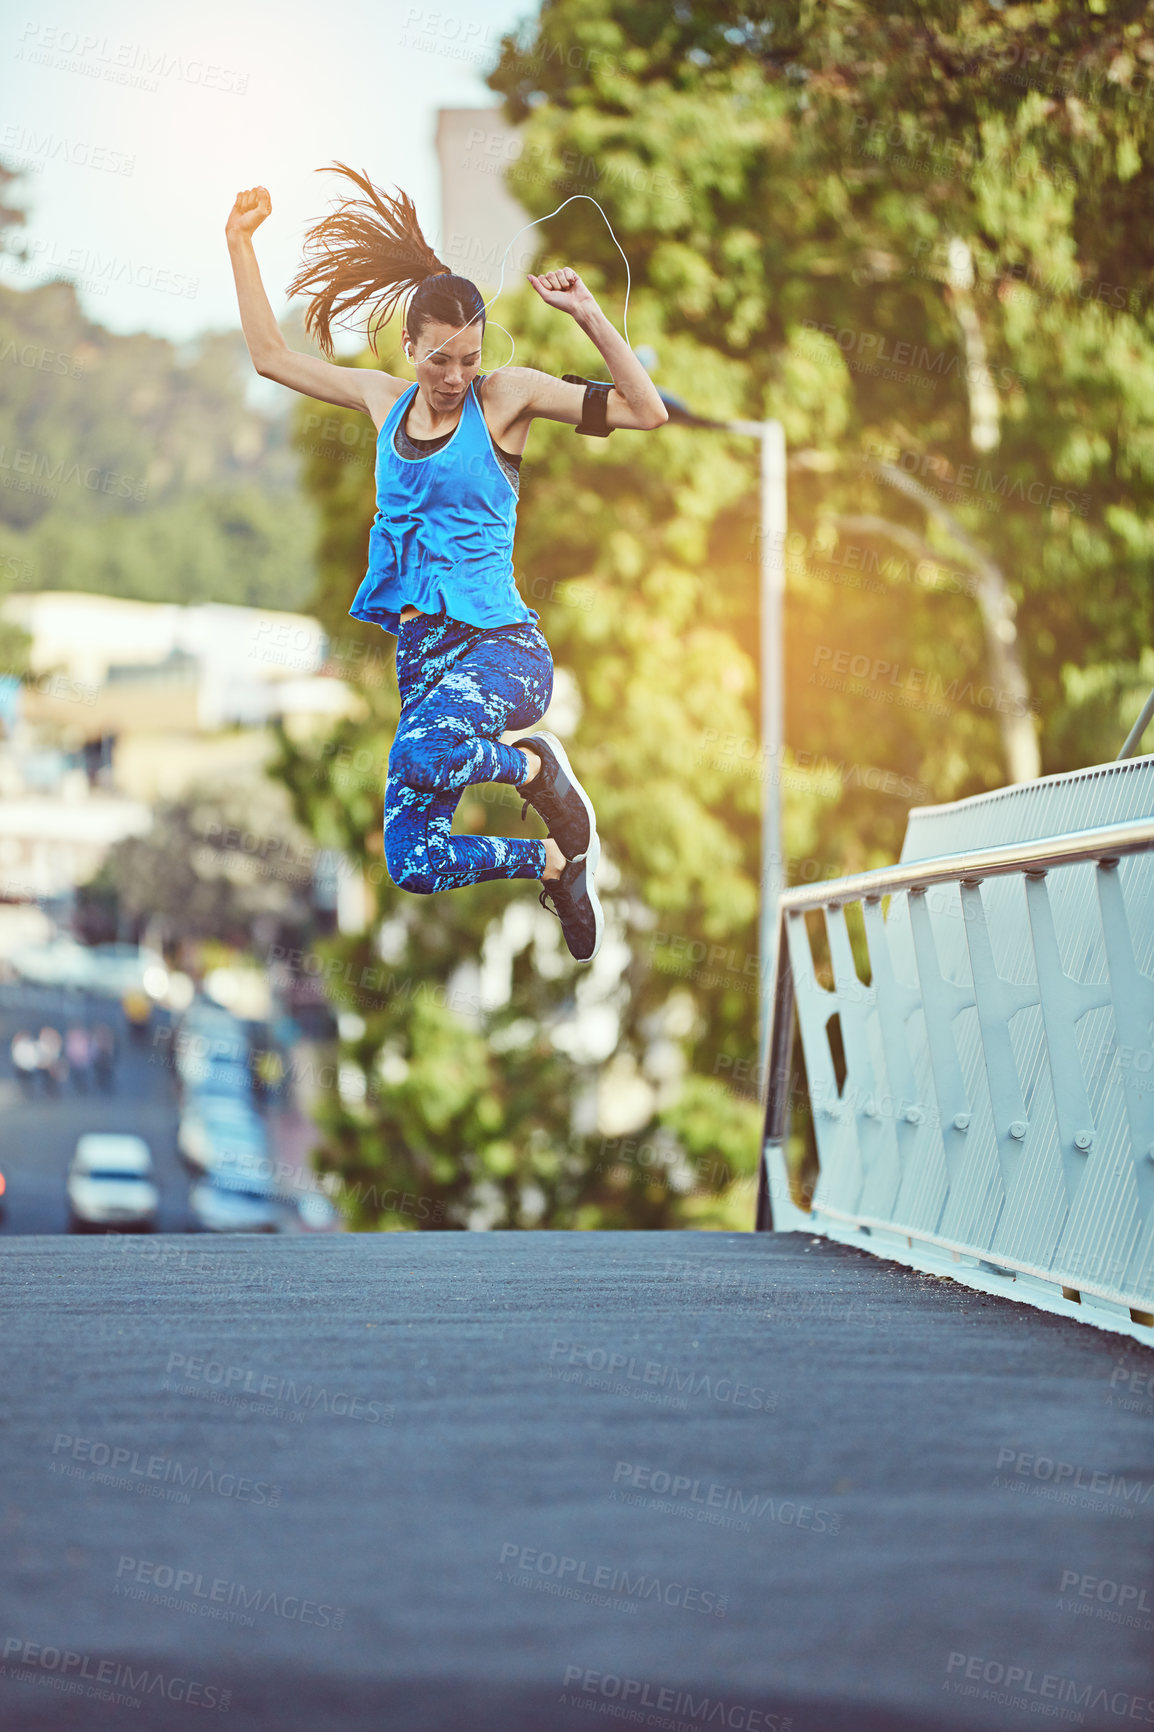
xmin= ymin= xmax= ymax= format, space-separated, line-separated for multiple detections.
xmin=225 ymin=164 xmax=668 ymax=962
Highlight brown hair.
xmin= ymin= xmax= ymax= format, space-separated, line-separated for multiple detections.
xmin=286 ymin=161 xmax=486 ymax=359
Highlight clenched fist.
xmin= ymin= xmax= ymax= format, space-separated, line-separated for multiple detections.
xmin=226 ymin=186 xmax=271 ymax=240
xmin=527 ymin=266 xmax=598 ymax=321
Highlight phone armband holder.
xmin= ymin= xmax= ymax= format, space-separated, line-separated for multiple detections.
xmin=562 ymin=375 xmax=613 ymax=437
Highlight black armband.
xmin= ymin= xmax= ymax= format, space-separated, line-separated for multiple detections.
xmin=562 ymin=374 xmax=613 ymax=437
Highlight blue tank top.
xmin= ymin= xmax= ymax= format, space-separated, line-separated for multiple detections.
xmin=348 ymin=373 xmax=539 ymax=639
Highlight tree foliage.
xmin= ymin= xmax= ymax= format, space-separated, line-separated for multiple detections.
xmin=268 ymin=322 xmax=766 ymax=1230
xmin=0 ymin=255 xmax=318 ymax=609
xmin=271 ymin=0 xmax=1154 ymax=1231
xmin=96 ymin=774 xmax=317 ymax=948
xmin=7 ymin=11 xmax=1153 ymax=1232
xmin=487 ymin=0 xmax=1154 ymax=791
xmin=269 ymin=0 xmax=1154 ymax=1230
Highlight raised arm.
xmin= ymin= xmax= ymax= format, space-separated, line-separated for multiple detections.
xmin=225 ymin=186 xmax=405 ymax=426
xmin=502 ymin=266 xmax=669 ymax=433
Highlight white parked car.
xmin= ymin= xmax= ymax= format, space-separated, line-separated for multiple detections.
xmin=67 ymin=1134 xmax=158 ymax=1232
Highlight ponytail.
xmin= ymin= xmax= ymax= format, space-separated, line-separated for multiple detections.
xmin=286 ymin=161 xmax=485 ymax=359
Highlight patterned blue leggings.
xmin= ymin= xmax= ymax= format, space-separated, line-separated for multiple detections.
xmin=384 ymin=612 xmax=553 ymax=895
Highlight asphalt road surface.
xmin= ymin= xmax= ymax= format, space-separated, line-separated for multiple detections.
xmin=2 ymin=1229 xmax=1152 ymax=1731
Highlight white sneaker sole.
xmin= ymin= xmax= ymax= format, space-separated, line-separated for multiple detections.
xmin=582 ymin=829 xmax=604 ymax=963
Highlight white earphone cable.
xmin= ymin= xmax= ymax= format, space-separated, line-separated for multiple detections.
xmin=412 ymin=193 xmax=632 ymax=368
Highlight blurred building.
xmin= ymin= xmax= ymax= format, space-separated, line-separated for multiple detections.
xmin=0 ymin=593 xmax=363 ymax=895
xmin=435 ymin=108 xmax=532 ymax=291
xmin=3 ymin=591 xmax=352 ymax=732
xmin=0 ymin=788 xmax=152 ymax=903
xmin=2 ymin=592 xmax=360 ymax=790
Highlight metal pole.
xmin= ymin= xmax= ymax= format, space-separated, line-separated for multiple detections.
xmin=653 ymin=392 xmax=788 ymax=1074
xmin=1117 ymin=685 xmax=1154 ymax=761
xmin=759 ymin=420 xmax=787 ymax=1074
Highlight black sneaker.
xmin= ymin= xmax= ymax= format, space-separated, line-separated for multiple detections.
xmin=539 ymin=832 xmax=603 ymax=962
xmin=516 ymin=731 xmax=597 ymax=862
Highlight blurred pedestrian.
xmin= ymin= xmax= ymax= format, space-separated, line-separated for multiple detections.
xmin=91 ymin=1021 xmax=117 ymax=1094
xmin=10 ymin=1030 xmax=38 ymax=1095
xmin=65 ymin=1024 xmax=92 ymax=1093
xmin=121 ymin=989 xmax=151 ymax=1045
xmin=36 ymin=1025 xmax=65 ymax=1095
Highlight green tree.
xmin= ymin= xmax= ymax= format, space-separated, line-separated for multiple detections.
xmin=489 ymin=0 xmax=1154 ymax=789
xmin=268 ymin=320 xmax=765 ymax=1230
xmin=0 ymin=266 xmax=319 ymax=608
xmin=272 ymin=0 xmax=1154 ymax=1230
xmin=95 ymin=774 xmax=317 ymax=949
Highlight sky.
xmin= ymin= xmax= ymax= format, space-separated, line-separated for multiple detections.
xmin=0 ymin=0 xmax=531 ymax=354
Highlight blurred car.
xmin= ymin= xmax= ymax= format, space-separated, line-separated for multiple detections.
xmin=7 ymin=939 xmax=166 ymax=1000
xmin=177 ymin=1096 xmax=268 ymax=1175
xmin=182 ymin=1057 xmax=254 ymax=1104
xmin=178 ymin=998 xmax=245 ymax=1048
xmin=175 ymin=1003 xmax=252 ymax=1095
xmin=291 ymin=1189 xmax=342 ymax=1233
xmin=189 ymin=1151 xmax=282 ymax=1234
xmin=85 ymin=943 xmax=168 ymax=1001
xmin=0 ymin=1166 xmax=6 ymax=1222
xmin=67 ymin=1134 xmax=158 ymax=1232
xmin=8 ymin=937 xmax=98 ymax=991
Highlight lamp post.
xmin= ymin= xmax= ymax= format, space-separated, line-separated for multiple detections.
xmin=649 ymin=381 xmax=787 ymax=1071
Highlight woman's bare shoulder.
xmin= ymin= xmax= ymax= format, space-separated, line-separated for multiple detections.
xmin=476 ymin=365 xmax=542 ymax=414
xmin=362 ymin=369 xmax=413 ymax=431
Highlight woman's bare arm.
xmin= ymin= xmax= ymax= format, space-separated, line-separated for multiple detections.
xmin=500 ymin=267 xmax=669 ymax=433
xmin=225 ymin=186 xmax=405 ymax=427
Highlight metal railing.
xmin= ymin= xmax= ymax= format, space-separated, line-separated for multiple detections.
xmin=756 ymin=816 xmax=1154 ymax=1335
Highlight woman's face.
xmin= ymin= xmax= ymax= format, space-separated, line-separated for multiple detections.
xmin=408 ymin=318 xmax=484 ymax=412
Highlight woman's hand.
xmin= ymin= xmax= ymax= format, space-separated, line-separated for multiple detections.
xmin=527 ymin=266 xmax=599 ymax=320
xmin=226 ymin=186 xmax=272 ymax=241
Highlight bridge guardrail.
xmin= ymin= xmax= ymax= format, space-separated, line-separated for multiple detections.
xmin=756 ymin=818 xmax=1154 ymax=1341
